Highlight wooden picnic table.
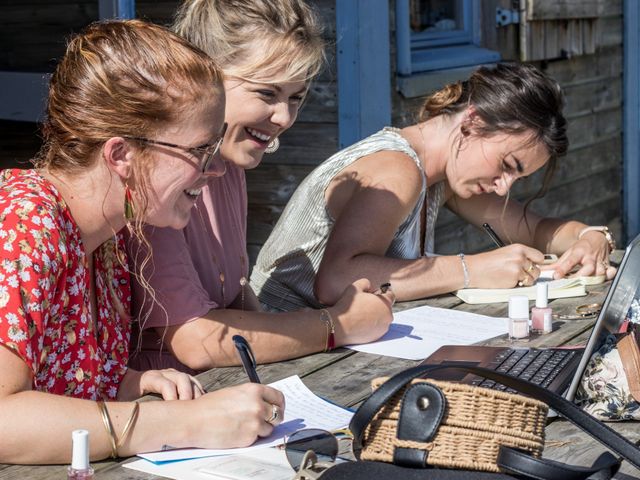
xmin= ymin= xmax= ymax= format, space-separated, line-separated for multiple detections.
xmin=2 ymin=257 xmax=639 ymax=479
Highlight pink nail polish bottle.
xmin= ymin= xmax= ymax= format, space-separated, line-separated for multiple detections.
xmin=68 ymin=429 xmax=94 ymax=479
xmin=531 ymin=283 xmax=552 ymax=334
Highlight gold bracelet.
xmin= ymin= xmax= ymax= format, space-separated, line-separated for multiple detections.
xmin=97 ymin=400 xmax=118 ymax=459
xmin=320 ymin=309 xmax=336 ymax=352
xmin=117 ymin=402 xmax=140 ymax=450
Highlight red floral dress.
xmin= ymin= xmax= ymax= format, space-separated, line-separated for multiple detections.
xmin=0 ymin=169 xmax=131 ymax=399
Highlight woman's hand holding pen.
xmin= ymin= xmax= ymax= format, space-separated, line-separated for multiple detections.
xmin=330 ymin=278 xmax=394 ymax=346
xmin=466 ymin=245 xmax=546 ymax=288
xmin=186 ymin=383 xmax=286 ymax=449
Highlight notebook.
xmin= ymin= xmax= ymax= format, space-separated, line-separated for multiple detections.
xmin=455 ymin=274 xmax=606 ymax=304
xmin=422 ymin=233 xmax=640 ymax=400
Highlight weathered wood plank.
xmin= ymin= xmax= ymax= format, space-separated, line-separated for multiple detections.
xmin=599 ymin=16 xmax=623 ymax=48
xmin=246 ymin=164 xmax=314 ymax=206
xmin=563 ymin=78 xmax=621 ymax=118
xmin=196 ymin=349 xmax=356 ymax=392
xmin=544 ymin=420 xmax=640 ymax=478
xmin=301 ymin=351 xmax=421 ymax=408
xmin=567 ymin=106 xmax=621 ymax=146
xmin=543 ymin=45 xmax=622 ymax=84
xmin=527 ymin=0 xmax=619 ymax=21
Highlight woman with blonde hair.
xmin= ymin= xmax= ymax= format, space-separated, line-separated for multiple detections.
xmin=128 ymin=0 xmax=394 ymax=373
xmin=251 ymin=62 xmax=617 ymax=310
xmin=0 ymin=19 xmax=283 ymax=464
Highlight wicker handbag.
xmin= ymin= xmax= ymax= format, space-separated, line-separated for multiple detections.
xmin=361 ymin=377 xmax=547 ymax=472
xmin=341 ymin=364 xmax=640 ymax=480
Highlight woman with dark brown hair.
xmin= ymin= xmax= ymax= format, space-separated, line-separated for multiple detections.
xmin=0 ymin=19 xmax=284 ymax=464
xmin=251 ymin=63 xmax=617 ymax=310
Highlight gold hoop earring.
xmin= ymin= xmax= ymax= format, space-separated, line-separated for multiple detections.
xmin=265 ymin=137 xmax=280 ymax=154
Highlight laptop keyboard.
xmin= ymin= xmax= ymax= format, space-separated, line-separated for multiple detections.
xmin=470 ymin=348 xmax=577 ymax=393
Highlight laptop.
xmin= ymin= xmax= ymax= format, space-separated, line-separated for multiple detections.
xmin=422 ymin=233 xmax=640 ymax=400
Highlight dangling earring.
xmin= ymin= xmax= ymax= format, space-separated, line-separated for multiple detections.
xmin=124 ymin=185 xmax=135 ymax=221
xmin=265 ymin=137 xmax=280 ymax=154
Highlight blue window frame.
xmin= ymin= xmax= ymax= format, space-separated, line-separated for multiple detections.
xmin=396 ymin=0 xmax=500 ymax=76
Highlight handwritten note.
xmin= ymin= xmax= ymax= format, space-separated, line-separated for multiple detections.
xmin=347 ymin=305 xmax=508 ymax=360
xmin=137 ymin=375 xmax=353 ymax=464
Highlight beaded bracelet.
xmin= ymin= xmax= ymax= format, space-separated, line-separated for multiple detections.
xmin=320 ymin=309 xmax=336 ymax=352
xmin=97 ymin=400 xmax=118 ymax=459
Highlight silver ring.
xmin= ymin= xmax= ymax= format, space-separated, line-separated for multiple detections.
xmin=266 ymin=404 xmax=279 ymax=424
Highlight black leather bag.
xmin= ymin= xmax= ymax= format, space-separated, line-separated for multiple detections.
xmin=323 ymin=365 xmax=640 ymax=480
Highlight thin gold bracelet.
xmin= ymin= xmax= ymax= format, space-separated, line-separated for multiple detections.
xmin=97 ymin=400 xmax=118 ymax=459
xmin=117 ymin=402 xmax=140 ymax=450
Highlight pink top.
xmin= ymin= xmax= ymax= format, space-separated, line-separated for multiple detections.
xmin=130 ymin=163 xmax=248 ymax=333
xmin=0 ymin=169 xmax=131 ymax=399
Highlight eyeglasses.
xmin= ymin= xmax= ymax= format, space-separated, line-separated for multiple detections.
xmin=125 ymin=123 xmax=227 ymax=177
xmin=283 ymin=428 xmax=353 ymax=479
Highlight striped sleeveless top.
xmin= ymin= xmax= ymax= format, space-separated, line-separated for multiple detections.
xmin=250 ymin=127 xmax=445 ymax=311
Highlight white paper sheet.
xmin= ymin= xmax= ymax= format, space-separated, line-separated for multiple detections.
xmin=137 ymin=375 xmax=353 ymax=464
xmin=125 ymin=447 xmax=291 ymax=480
xmin=347 ymin=305 xmax=508 ymax=360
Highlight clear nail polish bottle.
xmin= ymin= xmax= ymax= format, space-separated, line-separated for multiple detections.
xmin=508 ymin=295 xmax=530 ymax=341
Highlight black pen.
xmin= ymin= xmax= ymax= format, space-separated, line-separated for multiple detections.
xmin=232 ymin=335 xmax=261 ymax=383
xmin=482 ymin=223 xmax=505 ymax=248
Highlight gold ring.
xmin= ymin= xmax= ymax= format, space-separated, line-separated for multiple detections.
xmin=575 ymin=303 xmax=601 ymax=316
xmin=375 ymin=282 xmax=392 ymax=294
xmin=526 ymin=262 xmax=535 ymax=273
xmin=266 ymin=404 xmax=279 ymax=424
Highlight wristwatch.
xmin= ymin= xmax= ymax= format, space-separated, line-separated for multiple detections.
xmin=578 ymin=226 xmax=616 ymax=253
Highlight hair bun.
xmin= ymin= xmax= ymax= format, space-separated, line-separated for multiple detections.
xmin=420 ymin=81 xmax=464 ymax=120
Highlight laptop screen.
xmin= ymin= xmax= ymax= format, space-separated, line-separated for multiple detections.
xmin=566 ymin=233 xmax=640 ymax=400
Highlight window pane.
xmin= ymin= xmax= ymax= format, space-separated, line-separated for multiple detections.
xmin=410 ymin=0 xmax=465 ymax=33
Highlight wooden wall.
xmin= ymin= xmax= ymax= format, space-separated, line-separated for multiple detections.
xmin=0 ymin=0 xmax=623 ymax=265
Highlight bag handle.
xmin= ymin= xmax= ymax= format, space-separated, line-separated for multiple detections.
xmin=349 ymin=364 xmax=640 ymax=475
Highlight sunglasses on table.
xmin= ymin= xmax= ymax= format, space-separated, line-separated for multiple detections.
xmin=125 ymin=122 xmax=227 ymax=177
xmin=283 ymin=428 xmax=354 ymax=479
